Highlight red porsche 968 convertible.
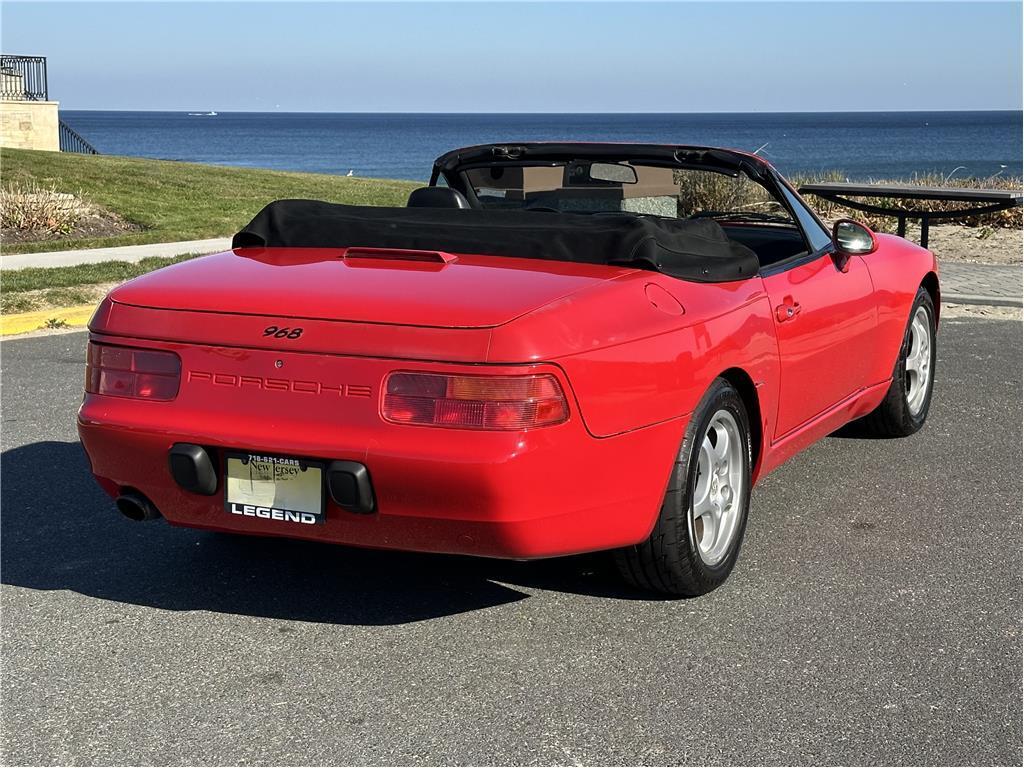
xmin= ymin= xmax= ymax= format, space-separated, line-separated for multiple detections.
xmin=78 ymin=143 xmax=939 ymax=595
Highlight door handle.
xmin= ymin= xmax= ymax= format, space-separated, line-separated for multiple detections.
xmin=775 ymin=297 xmax=802 ymax=322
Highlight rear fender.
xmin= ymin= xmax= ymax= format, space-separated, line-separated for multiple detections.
xmin=547 ymin=278 xmax=780 ymax=441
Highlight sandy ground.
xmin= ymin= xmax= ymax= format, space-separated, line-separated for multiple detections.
xmin=913 ymin=223 xmax=1022 ymax=265
xmin=824 ymin=218 xmax=1021 ymax=265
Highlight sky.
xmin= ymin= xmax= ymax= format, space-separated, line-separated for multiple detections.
xmin=2 ymin=1 xmax=1021 ymax=112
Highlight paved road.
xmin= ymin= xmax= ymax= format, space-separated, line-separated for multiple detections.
xmin=2 ymin=320 xmax=1021 ymax=766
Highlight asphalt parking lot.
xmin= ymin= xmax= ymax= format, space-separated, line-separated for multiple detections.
xmin=2 ymin=318 xmax=1021 ymax=766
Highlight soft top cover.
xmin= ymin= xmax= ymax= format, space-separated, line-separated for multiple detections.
xmin=233 ymin=199 xmax=759 ymax=283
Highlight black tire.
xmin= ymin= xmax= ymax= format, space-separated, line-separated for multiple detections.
xmin=854 ymin=287 xmax=937 ymax=438
xmin=614 ymin=378 xmax=752 ymax=597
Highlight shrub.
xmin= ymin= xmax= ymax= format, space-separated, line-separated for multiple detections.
xmin=674 ymin=168 xmax=789 ymax=218
xmin=0 ymin=180 xmax=89 ymax=234
xmin=673 ymin=168 xmax=1021 ymax=231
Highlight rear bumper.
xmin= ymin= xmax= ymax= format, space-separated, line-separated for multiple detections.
xmin=78 ymin=393 xmax=685 ymax=560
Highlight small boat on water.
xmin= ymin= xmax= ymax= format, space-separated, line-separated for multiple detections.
xmin=187 ymin=111 xmax=218 ymax=116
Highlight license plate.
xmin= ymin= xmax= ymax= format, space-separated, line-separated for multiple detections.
xmin=224 ymin=452 xmax=325 ymax=525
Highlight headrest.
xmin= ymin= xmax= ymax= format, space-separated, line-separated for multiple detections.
xmin=407 ymin=186 xmax=471 ymax=209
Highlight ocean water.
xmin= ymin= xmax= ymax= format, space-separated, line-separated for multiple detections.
xmin=60 ymin=111 xmax=1022 ymax=182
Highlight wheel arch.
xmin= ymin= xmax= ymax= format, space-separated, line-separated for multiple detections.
xmin=718 ymin=367 xmax=765 ymax=481
xmin=921 ymin=270 xmax=940 ymax=324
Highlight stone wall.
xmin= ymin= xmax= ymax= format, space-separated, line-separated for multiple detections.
xmin=0 ymin=100 xmax=59 ymax=151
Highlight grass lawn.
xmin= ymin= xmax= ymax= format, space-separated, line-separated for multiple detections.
xmin=1 ymin=149 xmax=418 ymax=254
xmin=3 ymin=253 xmax=203 ymax=293
xmin=1 ymin=253 xmax=205 ymax=314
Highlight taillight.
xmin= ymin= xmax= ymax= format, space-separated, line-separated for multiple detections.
xmin=382 ymin=372 xmax=569 ymax=430
xmin=85 ymin=342 xmax=181 ymax=401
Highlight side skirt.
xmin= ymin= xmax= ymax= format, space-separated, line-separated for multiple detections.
xmin=757 ymin=380 xmax=891 ymax=479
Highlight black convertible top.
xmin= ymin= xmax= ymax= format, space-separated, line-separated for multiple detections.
xmin=233 ymin=199 xmax=759 ymax=283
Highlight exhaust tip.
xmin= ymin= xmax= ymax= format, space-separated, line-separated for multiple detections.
xmin=115 ymin=491 xmax=161 ymax=522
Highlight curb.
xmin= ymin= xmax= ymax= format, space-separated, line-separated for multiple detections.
xmin=1 ymin=305 xmax=95 ymax=337
xmin=942 ymin=294 xmax=1023 ymax=308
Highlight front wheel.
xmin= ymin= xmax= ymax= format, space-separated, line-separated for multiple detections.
xmin=614 ymin=378 xmax=752 ymax=596
xmin=855 ymin=286 xmax=937 ymax=437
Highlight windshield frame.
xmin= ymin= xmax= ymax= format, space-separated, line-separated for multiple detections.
xmin=430 ymin=142 xmax=771 ymax=182
xmin=430 ymin=142 xmax=823 ymax=259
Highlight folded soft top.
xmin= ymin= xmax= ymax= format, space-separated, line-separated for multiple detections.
xmin=233 ymin=199 xmax=759 ymax=283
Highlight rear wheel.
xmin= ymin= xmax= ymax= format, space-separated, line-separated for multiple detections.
xmin=855 ymin=287 xmax=936 ymax=437
xmin=614 ymin=378 xmax=752 ymax=596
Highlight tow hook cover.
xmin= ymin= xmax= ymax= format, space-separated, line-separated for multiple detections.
xmin=169 ymin=443 xmax=218 ymax=496
xmin=327 ymin=461 xmax=375 ymax=514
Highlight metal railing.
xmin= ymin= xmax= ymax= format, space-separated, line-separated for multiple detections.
xmin=0 ymin=54 xmax=48 ymax=100
xmin=59 ymin=119 xmax=99 ymax=154
xmin=0 ymin=54 xmax=99 ymax=153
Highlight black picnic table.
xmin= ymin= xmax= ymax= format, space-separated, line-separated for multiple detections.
xmin=797 ymin=182 xmax=1023 ymax=249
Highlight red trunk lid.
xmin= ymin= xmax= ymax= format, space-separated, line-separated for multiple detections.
xmin=109 ymin=248 xmax=630 ymax=329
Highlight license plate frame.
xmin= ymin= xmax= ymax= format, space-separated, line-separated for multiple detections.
xmin=223 ymin=451 xmax=326 ymax=526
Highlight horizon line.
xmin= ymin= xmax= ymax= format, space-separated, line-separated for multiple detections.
xmin=61 ymin=108 xmax=1024 ymax=114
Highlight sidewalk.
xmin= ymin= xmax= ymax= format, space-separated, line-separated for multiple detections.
xmin=940 ymin=263 xmax=1023 ymax=308
xmin=0 ymin=238 xmax=233 ymax=271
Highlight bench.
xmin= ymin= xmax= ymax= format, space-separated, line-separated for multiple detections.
xmin=797 ymin=182 xmax=1022 ymax=249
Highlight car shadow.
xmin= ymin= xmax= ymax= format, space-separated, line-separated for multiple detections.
xmin=1 ymin=441 xmax=653 ymax=626
xmin=829 ymin=420 xmax=900 ymax=440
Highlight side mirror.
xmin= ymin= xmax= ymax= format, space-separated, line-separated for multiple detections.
xmin=832 ymin=219 xmax=878 ymax=256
